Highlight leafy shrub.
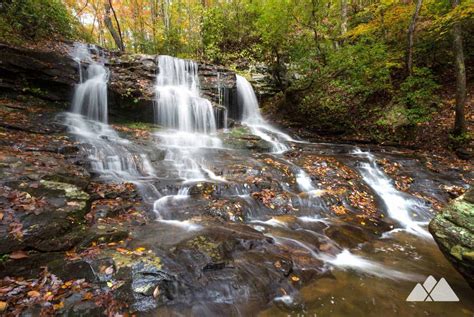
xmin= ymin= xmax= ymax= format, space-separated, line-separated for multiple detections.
xmin=396 ymin=67 xmax=439 ymax=124
xmin=296 ymin=40 xmax=392 ymax=132
xmin=0 ymin=0 xmax=76 ymax=42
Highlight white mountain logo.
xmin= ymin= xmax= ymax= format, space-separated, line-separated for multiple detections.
xmin=406 ymin=275 xmax=459 ymax=302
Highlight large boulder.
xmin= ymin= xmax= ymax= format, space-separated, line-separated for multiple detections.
xmin=429 ymin=188 xmax=474 ymax=288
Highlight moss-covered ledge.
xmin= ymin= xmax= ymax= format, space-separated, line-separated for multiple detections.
xmin=429 ymin=188 xmax=474 ymax=288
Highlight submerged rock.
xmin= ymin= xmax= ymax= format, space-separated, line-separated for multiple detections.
xmin=429 ymin=189 xmax=474 ymax=288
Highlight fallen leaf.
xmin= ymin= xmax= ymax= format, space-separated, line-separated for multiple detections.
xmin=10 ymin=250 xmax=28 ymax=259
xmin=116 ymin=247 xmax=129 ymax=254
xmin=105 ymin=266 xmax=114 ymax=275
xmin=27 ymin=290 xmax=41 ymax=298
xmin=82 ymin=292 xmax=93 ymax=300
xmin=319 ymin=243 xmax=331 ymax=251
xmin=0 ymin=301 xmax=7 ymax=312
xmin=153 ymin=286 xmax=160 ymax=298
xmin=291 ymin=276 xmax=300 ymax=282
xmin=0 ymin=213 xmax=3 ymax=221
xmin=53 ymin=301 xmax=64 ymax=310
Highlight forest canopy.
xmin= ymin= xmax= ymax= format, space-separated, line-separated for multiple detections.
xmin=0 ymin=0 xmax=472 ymax=142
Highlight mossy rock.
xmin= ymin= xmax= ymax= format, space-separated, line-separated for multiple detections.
xmin=429 ymin=188 xmax=474 ymax=288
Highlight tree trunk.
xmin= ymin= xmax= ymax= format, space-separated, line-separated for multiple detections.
xmin=341 ymin=0 xmax=348 ymax=35
xmin=451 ymin=0 xmax=466 ymax=136
xmin=405 ymin=0 xmax=423 ymax=76
xmin=104 ymin=1 xmax=125 ymax=51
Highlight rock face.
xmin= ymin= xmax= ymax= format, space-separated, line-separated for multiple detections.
xmin=429 ymin=189 xmax=474 ymax=288
xmin=0 ymin=42 xmax=240 ymax=127
xmin=0 ymin=43 xmax=78 ymax=102
xmin=106 ymin=53 xmax=238 ymax=126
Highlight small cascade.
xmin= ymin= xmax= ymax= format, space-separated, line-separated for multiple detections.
xmin=217 ymin=72 xmax=228 ymax=130
xmin=353 ymin=149 xmax=431 ymax=238
xmin=155 ymin=55 xmax=217 ymax=133
xmin=65 ymin=43 xmax=155 ymax=194
xmin=153 ymin=55 xmax=222 ymax=183
xmin=71 ymin=64 xmax=108 ymax=122
xmin=236 ymin=75 xmax=292 ymax=153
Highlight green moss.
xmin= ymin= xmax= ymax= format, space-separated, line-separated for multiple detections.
xmin=39 ymin=180 xmax=89 ymax=201
xmin=106 ymin=249 xmax=162 ymax=271
xmin=186 ymin=236 xmax=222 ymax=261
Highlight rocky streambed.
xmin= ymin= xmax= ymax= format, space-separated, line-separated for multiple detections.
xmin=0 ymin=94 xmax=472 ymax=316
xmin=0 ymin=42 xmax=473 ymax=316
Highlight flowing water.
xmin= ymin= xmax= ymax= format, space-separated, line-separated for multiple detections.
xmin=65 ymin=51 xmax=473 ymax=316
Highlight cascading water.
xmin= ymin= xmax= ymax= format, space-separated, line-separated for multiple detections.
xmin=235 ymin=75 xmax=319 ymax=197
xmin=155 ymin=55 xmax=217 ymax=133
xmin=152 ymin=56 xmax=224 ymax=222
xmin=353 ymin=149 xmax=432 ymax=238
xmin=236 ymin=75 xmax=293 ymax=154
xmin=60 ymin=49 xmax=473 ymax=315
xmin=65 ymin=44 xmax=156 ymax=200
xmin=71 ymin=64 xmax=108 ymax=122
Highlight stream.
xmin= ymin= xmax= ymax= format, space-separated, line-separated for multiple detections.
xmin=64 ymin=44 xmax=473 ymax=316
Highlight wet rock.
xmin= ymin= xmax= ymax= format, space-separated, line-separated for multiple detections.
xmin=221 ymin=127 xmax=273 ymax=152
xmin=0 ymin=252 xmax=65 ymax=278
xmin=0 ymin=180 xmax=90 ymax=254
xmin=0 ymin=43 xmax=78 ymax=102
xmin=148 ymin=149 xmax=166 ymax=162
xmin=79 ymin=224 xmax=129 ymax=247
xmin=51 ymin=260 xmax=97 ymax=283
xmin=429 ymin=188 xmax=474 ymax=287
xmin=61 ymin=293 xmax=104 ymax=316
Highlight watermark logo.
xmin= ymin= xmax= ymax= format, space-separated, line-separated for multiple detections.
xmin=406 ymin=275 xmax=459 ymax=302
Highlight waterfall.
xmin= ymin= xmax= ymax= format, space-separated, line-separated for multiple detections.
xmin=236 ymin=75 xmax=317 ymax=194
xmin=65 ymin=43 xmax=154 ymax=187
xmin=71 ymin=64 xmax=108 ymax=123
xmin=353 ymin=149 xmax=431 ymax=238
xmin=153 ymin=55 xmax=222 ymax=183
xmin=154 ymin=55 xmax=217 ymax=133
xmin=236 ymin=75 xmax=292 ymax=153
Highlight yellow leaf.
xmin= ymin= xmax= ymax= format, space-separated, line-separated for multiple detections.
xmin=291 ymin=276 xmax=300 ymax=282
xmin=53 ymin=301 xmax=64 ymax=310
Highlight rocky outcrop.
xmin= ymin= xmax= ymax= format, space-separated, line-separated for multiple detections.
xmin=429 ymin=189 xmax=474 ymax=288
xmin=0 ymin=42 xmax=240 ymax=127
xmin=0 ymin=43 xmax=78 ymax=103
xmin=106 ymin=53 xmax=238 ymax=126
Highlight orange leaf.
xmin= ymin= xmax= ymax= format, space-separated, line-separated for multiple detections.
xmin=27 ymin=290 xmax=40 ymax=298
xmin=9 ymin=250 xmax=28 ymax=259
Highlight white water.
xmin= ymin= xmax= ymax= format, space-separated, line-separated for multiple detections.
xmin=65 ymin=43 xmax=156 ymax=199
xmin=155 ymin=55 xmax=217 ymax=133
xmin=236 ymin=75 xmax=292 ymax=154
xmin=154 ymin=56 xmax=223 ymax=182
xmin=353 ymin=149 xmax=431 ymax=238
xmin=71 ymin=64 xmax=109 ymax=122
xmin=323 ymin=249 xmax=422 ymax=281
xmin=151 ymin=55 xmax=225 ymax=228
xmin=235 ymin=75 xmax=319 ymax=196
